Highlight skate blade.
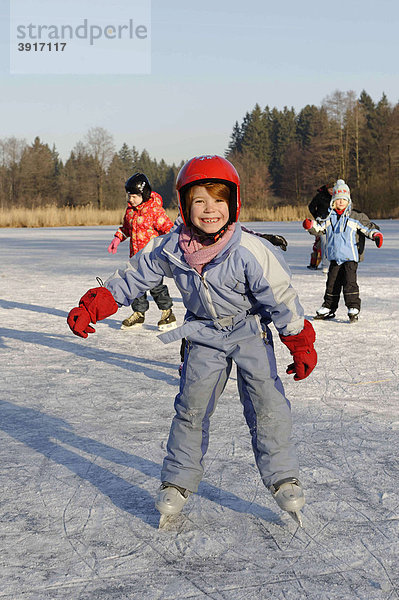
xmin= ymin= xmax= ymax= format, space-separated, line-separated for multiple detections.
xmin=288 ymin=510 xmax=303 ymax=527
xmin=158 ymin=513 xmax=181 ymax=530
xmin=314 ymin=313 xmax=335 ymax=321
xmin=120 ymin=323 xmax=144 ymax=330
xmin=158 ymin=322 xmax=178 ymax=332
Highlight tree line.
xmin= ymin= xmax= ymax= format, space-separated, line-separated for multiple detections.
xmin=0 ymin=128 xmax=182 ymax=212
xmin=1 ymin=89 xmax=398 ymax=218
xmin=226 ymin=90 xmax=399 ymax=217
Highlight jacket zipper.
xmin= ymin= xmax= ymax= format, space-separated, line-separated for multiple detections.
xmin=200 ymin=272 xmax=218 ymax=319
xmin=164 ymin=249 xmax=219 ymax=319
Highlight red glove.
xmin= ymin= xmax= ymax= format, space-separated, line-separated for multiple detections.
xmin=303 ymin=219 xmax=313 ymax=230
xmin=108 ymin=237 xmax=121 ymax=254
xmin=373 ymin=232 xmax=383 ymax=248
xmin=67 ymin=287 xmax=118 ymax=338
xmin=280 ymin=319 xmax=317 ymax=381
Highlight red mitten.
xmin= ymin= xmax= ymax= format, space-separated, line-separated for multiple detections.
xmin=302 ymin=219 xmax=313 ymax=230
xmin=67 ymin=287 xmax=118 ymax=338
xmin=373 ymin=232 xmax=383 ymax=248
xmin=108 ymin=237 xmax=121 ymax=254
xmin=67 ymin=307 xmax=96 ymax=338
xmin=79 ymin=287 xmax=118 ymax=322
xmin=280 ymin=319 xmax=317 ymax=381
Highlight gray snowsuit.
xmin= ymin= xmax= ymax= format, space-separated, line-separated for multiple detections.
xmin=105 ymin=223 xmax=305 ymax=492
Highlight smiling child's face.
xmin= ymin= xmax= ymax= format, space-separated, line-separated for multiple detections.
xmin=334 ymin=198 xmax=349 ymax=211
xmin=189 ymin=186 xmax=229 ymax=234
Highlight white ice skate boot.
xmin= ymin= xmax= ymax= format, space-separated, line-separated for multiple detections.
xmin=314 ymin=306 xmax=335 ymax=320
xmin=270 ymin=478 xmax=305 ymax=526
xmin=348 ymin=308 xmax=359 ymax=323
xmin=121 ymin=311 xmax=145 ymax=330
xmin=155 ymin=483 xmax=191 ymax=528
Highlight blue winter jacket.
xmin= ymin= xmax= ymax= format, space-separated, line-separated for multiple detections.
xmin=105 ymin=223 xmax=304 ymax=340
xmin=308 ymin=205 xmax=379 ymax=265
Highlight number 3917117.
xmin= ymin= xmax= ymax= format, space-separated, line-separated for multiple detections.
xmin=18 ymin=42 xmax=67 ymax=51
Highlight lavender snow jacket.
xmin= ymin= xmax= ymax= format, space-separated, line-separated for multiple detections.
xmin=105 ymin=223 xmax=304 ymax=341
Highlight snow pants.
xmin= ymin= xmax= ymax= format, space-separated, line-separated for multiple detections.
xmin=161 ymin=322 xmax=299 ymax=492
xmin=323 ymin=260 xmax=360 ymax=311
xmin=320 ymin=234 xmax=329 ymax=271
xmin=131 ymin=279 xmax=173 ymax=313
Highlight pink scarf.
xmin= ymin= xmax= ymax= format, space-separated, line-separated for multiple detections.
xmin=179 ymin=224 xmax=236 ymax=274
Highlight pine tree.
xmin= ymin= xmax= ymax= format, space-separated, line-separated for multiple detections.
xmin=104 ymin=154 xmax=128 ymax=210
xmin=269 ymin=107 xmax=296 ymax=195
xmin=226 ymin=121 xmax=243 ymax=155
xmin=19 ymin=137 xmax=58 ymax=206
xmin=240 ymin=104 xmax=271 ymax=162
xmin=60 ymin=147 xmax=98 ymax=207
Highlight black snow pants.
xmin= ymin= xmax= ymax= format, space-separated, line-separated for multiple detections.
xmin=323 ymin=260 xmax=361 ymax=312
xmin=131 ymin=279 xmax=173 ymax=313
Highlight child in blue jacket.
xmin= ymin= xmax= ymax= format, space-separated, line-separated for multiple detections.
xmin=303 ymin=179 xmax=383 ymax=322
xmin=67 ymin=156 xmax=317 ymax=527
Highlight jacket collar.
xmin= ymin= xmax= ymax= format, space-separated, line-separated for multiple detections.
xmin=162 ymin=222 xmax=243 ymax=271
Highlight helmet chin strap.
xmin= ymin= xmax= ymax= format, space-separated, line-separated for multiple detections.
xmin=191 ymin=221 xmax=231 ymax=244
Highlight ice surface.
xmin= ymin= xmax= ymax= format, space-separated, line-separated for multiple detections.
xmin=0 ymin=221 xmax=398 ymax=599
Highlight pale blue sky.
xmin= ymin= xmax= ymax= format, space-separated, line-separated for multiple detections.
xmin=1 ymin=0 xmax=398 ymax=164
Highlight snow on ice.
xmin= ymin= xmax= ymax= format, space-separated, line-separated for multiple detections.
xmin=0 ymin=221 xmax=398 ymax=599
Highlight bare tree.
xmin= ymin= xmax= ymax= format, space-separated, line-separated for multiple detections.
xmin=322 ymin=90 xmax=357 ymax=179
xmin=83 ymin=127 xmax=115 ymax=209
xmin=0 ymin=137 xmax=27 ymax=206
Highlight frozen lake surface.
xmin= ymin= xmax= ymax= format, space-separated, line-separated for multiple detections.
xmin=0 ymin=220 xmax=398 ymax=599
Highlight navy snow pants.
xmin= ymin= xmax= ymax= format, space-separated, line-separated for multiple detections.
xmin=161 ymin=325 xmax=299 ymax=492
xmin=323 ymin=260 xmax=360 ymax=311
xmin=131 ymin=279 xmax=173 ymax=313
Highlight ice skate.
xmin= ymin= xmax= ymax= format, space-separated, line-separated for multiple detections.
xmin=270 ymin=478 xmax=305 ymax=527
xmin=121 ymin=311 xmax=145 ymax=330
xmin=157 ymin=309 xmax=177 ymax=331
xmin=314 ymin=306 xmax=335 ymax=320
xmin=156 ymin=483 xmax=191 ymax=529
xmin=348 ymin=308 xmax=359 ymax=323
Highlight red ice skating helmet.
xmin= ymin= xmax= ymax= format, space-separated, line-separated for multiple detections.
xmin=176 ymin=155 xmax=241 ymax=226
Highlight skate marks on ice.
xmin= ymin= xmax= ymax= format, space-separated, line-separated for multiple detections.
xmin=151 ymin=493 xmax=398 ymax=600
xmin=155 ymin=439 xmax=398 ymax=597
xmin=1 ymin=223 xmax=399 ymax=599
xmin=153 ymin=487 xmax=399 ymax=600
xmin=5 ymin=398 xmax=394 ymax=599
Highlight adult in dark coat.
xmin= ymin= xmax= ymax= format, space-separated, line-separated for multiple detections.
xmin=307 ymin=185 xmax=332 ymax=271
xmin=308 ymin=185 xmax=332 ymax=220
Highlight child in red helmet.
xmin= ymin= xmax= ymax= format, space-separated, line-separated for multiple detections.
xmin=107 ymin=172 xmax=177 ymax=331
xmin=67 ymin=155 xmax=317 ymax=528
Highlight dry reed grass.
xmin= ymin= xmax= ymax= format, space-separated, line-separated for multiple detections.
xmin=0 ymin=204 xmax=309 ymax=228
